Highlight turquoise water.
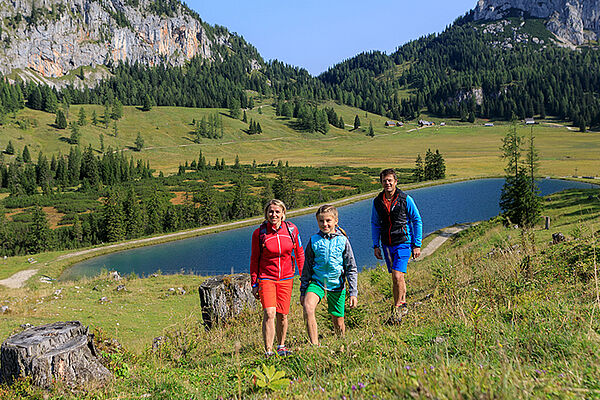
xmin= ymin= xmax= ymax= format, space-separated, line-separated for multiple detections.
xmin=61 ymin=178 xmax=597 ymax=280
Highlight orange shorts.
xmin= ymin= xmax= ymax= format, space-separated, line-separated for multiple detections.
xmin=258 ymin=279 xmax=294 ymax=315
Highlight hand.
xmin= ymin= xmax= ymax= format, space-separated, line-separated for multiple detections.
xmin=412 ymin=247 xmax=421 ymax=259
xmin=348 ymin=296 xmax=358 ymax=308
xmin=374 ymin=247 xmax=382 ymax=260
xmin=252 ymin=286 xmax=259 ymax=300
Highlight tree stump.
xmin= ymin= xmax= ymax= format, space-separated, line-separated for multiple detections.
xmin=0 ymin=321 xmax=111 ymax=388
xmin=198 ymin=273 xmax=257 ymax=328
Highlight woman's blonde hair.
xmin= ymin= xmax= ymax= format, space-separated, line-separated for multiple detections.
xmin=264 ymin=199 xmax=287 ymax=221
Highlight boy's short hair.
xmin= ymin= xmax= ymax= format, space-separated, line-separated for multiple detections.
xmin=379 ymin=168 xmax=397 ymax=182
xmin=264 ymin=199 xmax=287 ymax=220
xmin=316 ymin=204 xmax=338 ymax=218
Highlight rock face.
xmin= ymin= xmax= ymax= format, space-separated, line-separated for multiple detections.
xmin=0 ymin=0 xmax=229 ymax=82
xmin=0 ymin=321 xmax=111 ymax=388
xmin=473 ymin=0 xmax=600 ymax=45
xmin=198 ymin=273 xmax=257 ymax=329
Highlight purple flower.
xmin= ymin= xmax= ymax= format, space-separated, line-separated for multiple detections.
xmin=358 ymin=382 xmax=366 ymax=389
xmin=559 ymin=373 xmax=565 ymax=378
xmin=352 ymin=385 xmax=357 ymax=391
xmin=405 ymin=365 xmax=411 ymax=370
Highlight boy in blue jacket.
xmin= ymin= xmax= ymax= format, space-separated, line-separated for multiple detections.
xmin=300 ymin=205 xmax=358 ymax=345
xmin=371 ymin=168 xmax=422 ymax=323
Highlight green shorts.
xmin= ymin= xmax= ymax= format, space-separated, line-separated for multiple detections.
xmin=306 ymin=282 xmax=346 ymax=317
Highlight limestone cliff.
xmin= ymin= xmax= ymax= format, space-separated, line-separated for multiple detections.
xmin=0 ymin=0 xmax=246 ymax=84
xmin=473 ymin=0 xmax=600 ymax=46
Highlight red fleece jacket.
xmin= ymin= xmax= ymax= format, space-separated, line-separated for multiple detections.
xmin=250 ymin=221 xmax=305 ymax=287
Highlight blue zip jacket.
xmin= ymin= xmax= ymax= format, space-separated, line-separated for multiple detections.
xmin=300 ymin=229 xmax=358 ymax=297
xmin=371 ymin=192 xmax=422 ymax=248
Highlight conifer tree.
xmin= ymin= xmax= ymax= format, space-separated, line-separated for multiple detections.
xmin=353 ymin=115 xmax=361 ymax=130
xmin=134 ymin=132 xmax=144 ymax=151
xmin=242 ymin=110 xmax=248 ymax=123
xmin=5 ymin=141 xmax=15 ymax=155
xmin=55 ymin=109 xmax=67 ymax=129
xmin=141 ymin=94 xmax=153 ymax=111
xmin=78 ymin=107 xmax=87 ymax=126
xmin=103 ymin=189 xmax=125 ymax=242
xmin=112 ymin=99 xmax=123 ymax=120
xmin=69 ymin=123 xmax=81 ymax=145
xmin=28 ymin=205 xmax=52 ymax=253
xmin=92 ymin=110 xmax=98 ymax=125
xmin=413 ymin=154 xmax=424 ymax=182
xmin=123 ymin=188 xmax=144 ymax=238
xmin=22 ymin=145 xmax=31 ymax=163
xmin=367 ymin=121 xmax=374 ymax=137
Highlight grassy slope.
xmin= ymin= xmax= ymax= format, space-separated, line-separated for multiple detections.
xmin=1 ymin=102 xmax=599 ymax=178
xmin=0 ymin=188 xmax=598 ymax=399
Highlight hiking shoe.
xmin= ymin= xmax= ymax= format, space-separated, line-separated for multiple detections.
xmin=385 ymin=306 xmax=402 ymax=325
xmin=399 ymin=303 xmax=408 ymax=317
xmin=276 ymin=346 xmax=292 ymax=357
xmin=265 ymin=351 xmax=275 ymax=358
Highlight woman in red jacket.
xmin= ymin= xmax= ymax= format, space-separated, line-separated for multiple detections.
xmin=250 ymin=199 xmax=305 ymax=357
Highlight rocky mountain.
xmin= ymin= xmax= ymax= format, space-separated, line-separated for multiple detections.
xmin=473 ymin=0 xmax=600 ymax=46
xmin=0 ymin=0 xmax=253 ymax=86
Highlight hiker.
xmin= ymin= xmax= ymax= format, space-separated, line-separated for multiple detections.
xmin=250 ymin=199 xmax=305 ymax=357
xmin=371 ymin=168 xmax=422 ymax=323
xmin=300 ymin=205 xmax=358 ymax=345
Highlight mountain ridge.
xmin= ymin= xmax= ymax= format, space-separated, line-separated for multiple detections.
xmin=0 ymin=0 xmax=261 ymax=86
xmin=473 ymin=0 xmax=600 ymax=46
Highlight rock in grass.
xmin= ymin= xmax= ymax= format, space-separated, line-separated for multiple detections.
xmin=0 ymin=306 xmax=8 ymax=314
xmin=0 ymin=321 xmax=111 ymax=388
xmin=198 ymin=273 xmax=257 ymax=329
xmin=552 ymin=232 xmax=566 ymax=244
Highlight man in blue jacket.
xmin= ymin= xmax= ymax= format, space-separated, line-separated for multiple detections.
xmin=371 ymin=168 xmax=422 ymax=323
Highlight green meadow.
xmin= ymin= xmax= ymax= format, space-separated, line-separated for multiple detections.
xmin=1 ymin=101 xmax=599 ymax=178
xmin=0 ymin=188 xmax=598 ymax=399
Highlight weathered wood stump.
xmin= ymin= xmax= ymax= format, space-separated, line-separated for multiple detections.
xmin=0 ymin=321 xmax=111 ymax=388
xmin=198 ymin=273 xmax=257 ymax=328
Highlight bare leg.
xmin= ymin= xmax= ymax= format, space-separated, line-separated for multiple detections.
xmin=332 ymin=316 xmax=345 ymax=336
xmin=391 ymin=270 xmax=406 ymax=306
xmin=302 ymin=292 xmax=321 ymax=345
xmin=262 ymin=307 xmax=277 ymax=353
xmin=275 ymin=313 xmax=288 ymax=347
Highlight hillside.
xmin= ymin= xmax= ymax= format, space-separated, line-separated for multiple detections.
xmin=0 ymin=188 xmax=598 ymax=398
xmin=318 ymin=13 xmax=600 ymax=129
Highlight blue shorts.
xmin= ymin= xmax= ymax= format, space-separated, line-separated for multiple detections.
xmin=382 ymin=243 xmax=412 ymax=273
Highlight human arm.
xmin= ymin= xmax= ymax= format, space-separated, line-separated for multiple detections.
xmin=342 ymin=238 xmax=358 ymax=298
xmin=371 ymin=202 xmax=383 ymax=259
xmin=406 ymin=196 xmax=423 ymax=257
xmin=293 ymin=227 xmax=305 ymax=276
xmin=249 ymin=228 xmax=260 ymax=290
xmin=299 ymin=238 xmax=314 ymax=298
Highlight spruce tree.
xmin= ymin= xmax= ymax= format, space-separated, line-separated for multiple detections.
xmin=103 ymin=189 xmax=125 ymax=242
xmin=69 ymin=123 xmax=81 ymax=145
xmin=28 ymin=205 xmax=52 ymax=253
xmin=134 ymin=132 xmax=144 ymax=151
xmin=22 ymin=145 xmax=31 ymax=163
xmin=55 ymin=109 xmax=67 ymax=129
xmin=92 ymin=110 xmax=98 ymax=125
xmin=77 ymin=107 xmax=87 ymax=126
xmin=353 ymin=115 xmax=361 ymax=130
xmin=5 ymin=141 xmax=15 ymax=155
xmin=367 ymin=121 xmax=374 ymax=137
xmin=413 ymin=154 xmax=424 ymax=182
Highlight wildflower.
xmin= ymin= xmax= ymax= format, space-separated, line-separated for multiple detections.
xmin=358 ymin=382 xmax=366 ymax=389
xmin=558 ymin=373 xmax=564 ymax=378
xmin=352 ymin=385 xmax=357 ymax=391
xmin=405 ymin=365 xmax=411 ymax=370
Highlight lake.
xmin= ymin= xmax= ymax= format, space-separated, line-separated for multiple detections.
xmin=61 ymin=178 xmax=597 ymax=280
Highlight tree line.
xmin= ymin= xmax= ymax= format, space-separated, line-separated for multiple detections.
xmin=413 ymin=149 xmax=446 ymax=182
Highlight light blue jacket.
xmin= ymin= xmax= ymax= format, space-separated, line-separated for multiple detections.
xmin=300 ymin=229 xmax=358 ymax=297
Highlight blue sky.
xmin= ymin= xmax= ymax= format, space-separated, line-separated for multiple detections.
xmin=187 ymin=0 xmax=477 ymax=76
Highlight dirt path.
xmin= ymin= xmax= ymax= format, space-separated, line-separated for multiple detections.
xmin=418 ymin=223 xmax=476 ymax=260
xmin=0 ymin=269 xmax=38 ymax=289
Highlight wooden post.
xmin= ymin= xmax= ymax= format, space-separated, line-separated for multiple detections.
xmin=544 ymin=216 xmax=550 ymax=230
